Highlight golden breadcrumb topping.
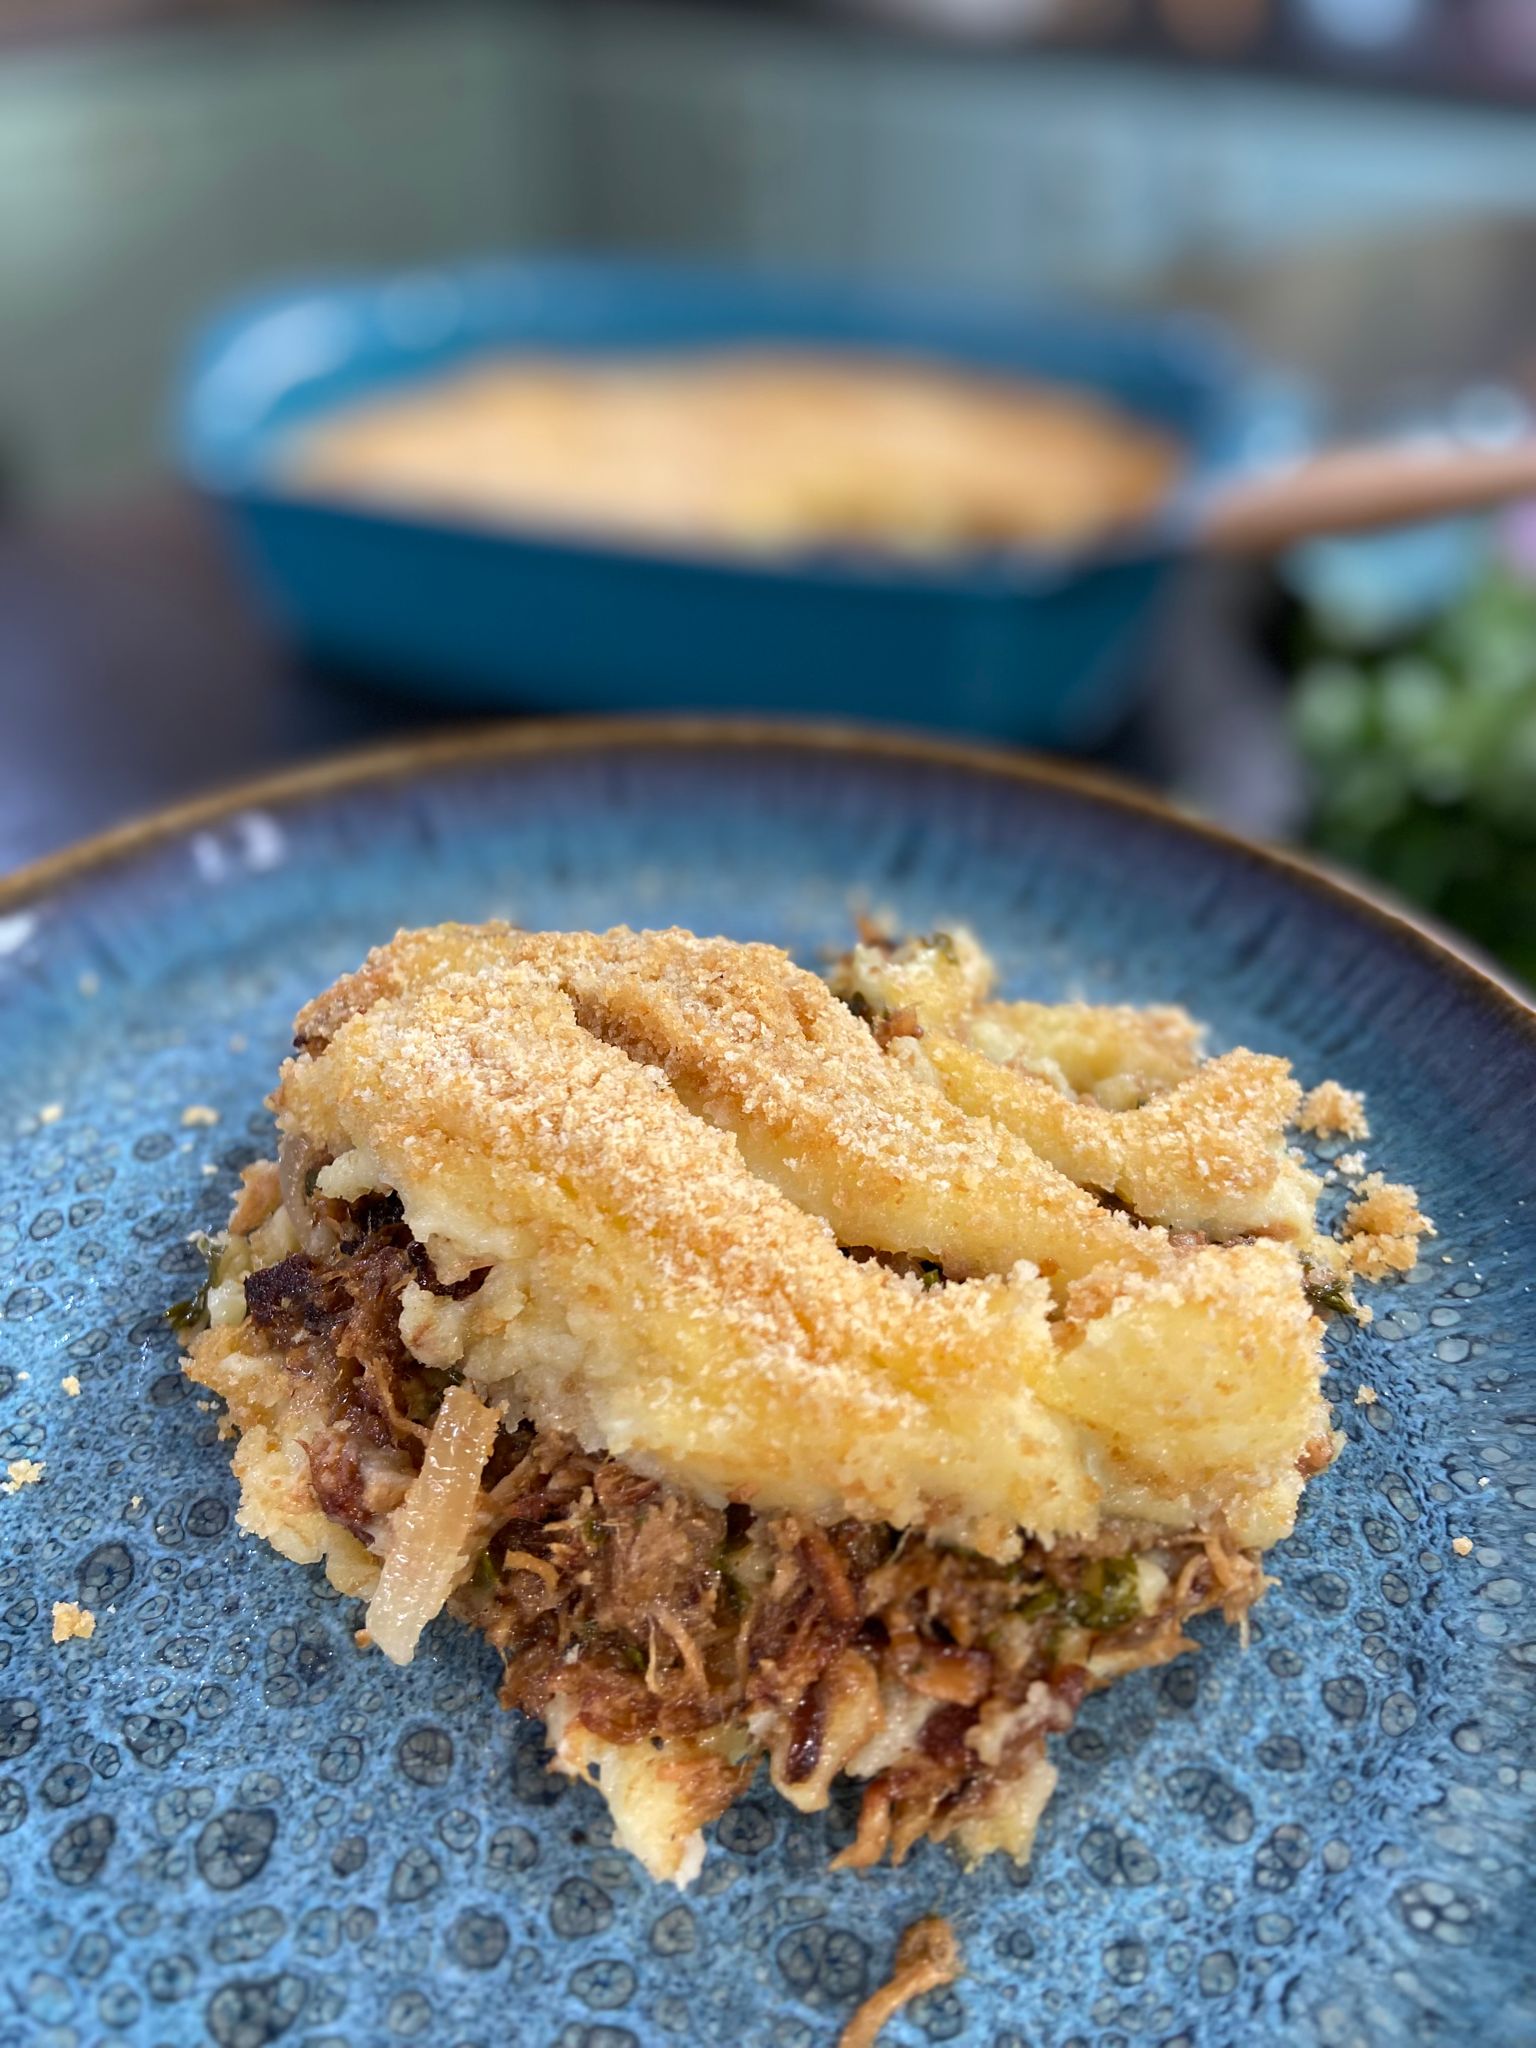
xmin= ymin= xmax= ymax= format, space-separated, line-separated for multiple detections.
xmin=2 ymin=1460 xmax=44 ymax=1495
xmin=229 ymin=1160 xmax=283 ymax=1236
xmin=51 ymin=1601 xmax=95 ymax=1643
xmin=1343 ymin=1173 xmax=1435 ymax=1280
xmin=278 ymin=923 xmax=1338 ymax=1554
xmin=1298 ymin=1081 xmax=1370 ymax=1141
xmin=832 ymin=931 xmax=1319 ymax=1242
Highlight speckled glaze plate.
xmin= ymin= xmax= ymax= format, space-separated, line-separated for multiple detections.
xmin=1 ymin=723 xmax=1532 ymax=2048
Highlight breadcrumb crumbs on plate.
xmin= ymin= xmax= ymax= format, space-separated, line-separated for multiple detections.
xmin=838 ymin=1917 xmax=963 ymax=2048
xmin=1343 ymin=1173 xmax=1434 ymax=1281
xmin=36 ymin=1102 xmax=63 ymax=1126
xmin=354 ymin=1629 xmax=373 ymax=1650
xmin=2 ymin=1459 xmax=44 ymax=1494
xmin=1297 ymin=1080 xmax=1369 ymax=1142
xmin=1452 ymin=1536 xmax=1474 ymax=1556
xmin=181 ymin=1104 xmax=220 ymax=1127
xmin=60 ymin=1375 xmax=80 ymax=1397
xmin=128 ymin=1496 xmax=142 ymax=1511
xmin=51 ymin=1601 xmax=95 ymax=1644
xmin=1336 ymin=1150 xmax=1367 ymax=1179
xmin=1354 ymin=1385 xmax=1378 ymax=1406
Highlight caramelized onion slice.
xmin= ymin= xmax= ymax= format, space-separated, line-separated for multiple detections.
xmin=366 ymin=1383 xmax=499 ymax=1665
xmin=277 ymin=1130 xmax=338 ymax=1258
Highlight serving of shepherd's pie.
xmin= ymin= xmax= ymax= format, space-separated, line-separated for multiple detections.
xmin=179 ymin=922 xmax=1429 ymax=1888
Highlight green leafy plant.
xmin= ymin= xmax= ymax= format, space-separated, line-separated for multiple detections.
xmin=1292 ymin=567 xmax=1536 ymax=987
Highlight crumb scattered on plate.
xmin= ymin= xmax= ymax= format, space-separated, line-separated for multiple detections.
xmin=37 ymin=1103 xmax=63 ymax=1126
xmin=60 ymin=1375 xmax=80 ymax=1397
xmin=838 ymin=1916 xmax=964 ymax=2048
xmin=1336 ymin=1150 xmax=1367 ymax=1179
xmin=1354 ymin=1385 xmax=1378 ymax=1406
xmin=1452 ymin=1536 xmax=1474 ymax=1556
xmin=1344 ymin=1174 xmax=1435 ymax=1280
xmin=2 ymin=1459 xmax=44 ymax=1494
xmin=51 ymin=1601 xmax=96 ymax=1644
xmin=181 ymin=1104 xmax=220 ymax=1127
xmin=1297 ymin=1080 xmax=1370 ymax=1141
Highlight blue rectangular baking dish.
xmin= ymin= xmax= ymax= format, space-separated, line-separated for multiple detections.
xmin=179 ymin=258 xmax=1255 ymax=746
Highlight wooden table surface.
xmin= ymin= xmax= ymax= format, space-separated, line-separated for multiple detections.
xmin=0 ymin=488 xmax=1301 ymax=880
xmin=0 ymin=491 xmax=446 ymax=876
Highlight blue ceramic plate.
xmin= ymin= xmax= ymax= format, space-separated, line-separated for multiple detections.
xmin=1 ymin=724 xmax=1532 ymax=2048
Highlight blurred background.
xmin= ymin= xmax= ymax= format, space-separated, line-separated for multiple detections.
xmin=3 ymin=0 xmax=1535 ymax=984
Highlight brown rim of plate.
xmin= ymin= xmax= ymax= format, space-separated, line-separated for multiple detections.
xmin=3 ymin=714 xmax=1533 ymax=1037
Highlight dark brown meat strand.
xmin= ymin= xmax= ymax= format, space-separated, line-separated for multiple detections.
xmin=243 ymin=1199 xmax=1258 ymax=1857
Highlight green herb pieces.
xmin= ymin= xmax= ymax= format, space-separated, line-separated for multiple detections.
xmin=166 ymin=1288 xmax=208 ymax=1335
xmin=166 ymin=1233 xmax=221 ymax=1335
xmin=1015 ymin=1583 xmax=1061 ymax=1619
xmin=1304 ymin=1272 xmax=1356 ymax=1317
xmin=1067 ymin=1555 xmax=1142 ymax=1631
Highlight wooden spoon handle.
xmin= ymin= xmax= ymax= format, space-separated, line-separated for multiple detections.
xmin=1197 ymin=437 xmax=1536 ymax=554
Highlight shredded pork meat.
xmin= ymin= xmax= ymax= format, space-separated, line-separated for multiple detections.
xmin=838 ymin=1917 xmax=964 ymax=2048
